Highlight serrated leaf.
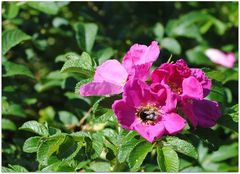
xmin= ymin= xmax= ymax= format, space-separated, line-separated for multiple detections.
xmin=229 ymin=104 xmax=238 ymax=122
xmin=70 ymin=131 xmax=91 ymax=141
xmin=161 ymin=38 xmax=181 ymax=55
xmin=2 ymin=118 xmax=17 ymax=131
xmin=61 ymin=52 xmax=94 ymax=77
xmin=118 ymin=137 xmax=143 ymax=163
xmin=37 ymin=134 xmax=65 ymax=165
xmin=6 ymin=164 xmax=28 ymax=172
xmin=89 ymin=162 xmax=111 ymax=172
xmin=27 ymin=2 xmax=59 ymax=15
xmin=19 ymin=121 xmax=49 ymax=136
xmin=158 ymin=146 xmax=179 ymax=172
xmin=57 ymin=136 xmax=84 ymax=160
xmin=91 ymin=132 xmax=104 ymax=158
xmin=74 ymin=22 xmax=98 ymax=53
xmin=2 ymin=61 xmax=34 ymax=78
xmin=206 ymin=80 xmax=226 ymax=104
xmin=23 ymin=136 xmax=41 ymax=153
xmin=163 ymin=136 xmax=198 ymax=159
xmin=128 ymin=141 xmax=153 ymax=171
xmin=157 ymin=146 xmax=166 ymax=172
xmin=95 ymin=110 xmax=115 ymax=123
xmin=2 ymin=29 xmax=31 ymax=55
xmin=75 ymin=78 xmax=93 ymax=94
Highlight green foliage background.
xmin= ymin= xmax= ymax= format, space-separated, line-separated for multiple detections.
xmin=2 ymin=1 xmax=238 ymax=172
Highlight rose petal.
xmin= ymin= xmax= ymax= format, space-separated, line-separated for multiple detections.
xmin=94 ymin=60 xmax=128 ymax=85
xmin=112 ymin=99 xmax=136 ymax=130
xmin=182 ymin=76 xmax=203 ymax=100
xmin=123 ymin=79 xmax=156 ymax=108
xmin=181 ymin=99 xmax=221 ymax=128
xmin=162 ymin=113 xmax=186 ymax=134
xmin=205 ymin=48 xmax=236 ymax=68
xmin=128 ymin=63 xmax=152 ymax=81
xmin=122 ymin=41 xmax=160 ymax=74
xmin=191 ymin=68 xmax=212 ymax=97
xmin=134 ymin=121 xmax=165 ymax=143
xmin=80 ymin=81 xmax=123 ymax=96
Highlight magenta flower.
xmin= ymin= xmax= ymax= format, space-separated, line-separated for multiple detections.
xmin=80 ymin=60 xmax=128 ymax=96
xmin=151 ymin=59 xmax=221 ymax=128
xmin=191 ymin=68 xmax=212 ymax=97
xmin=122 ymin=41 xmax=160 ymax=80
xmin=205 ymin=48 xmax=236 ymax=68
xmin=151 ymin=59 xmax=203 ymax=101
xmin=112 ymin=79 xmax=186 ymax=143
xmin=181 ymin=99 xmax=221 ymax=128
xmin=80 ymin=41 xmax=160 ymax=96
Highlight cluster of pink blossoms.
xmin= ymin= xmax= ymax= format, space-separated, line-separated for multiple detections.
xmin=80 ymin=41 xmax=221 ymax=143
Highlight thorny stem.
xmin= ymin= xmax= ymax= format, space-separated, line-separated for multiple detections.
xmin=79 ymin=107 xmax=92 ymax=128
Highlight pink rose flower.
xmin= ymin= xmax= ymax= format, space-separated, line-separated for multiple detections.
xmin=151 ymin=59 xmax=221 ymax=128
xmin=205 ymin=48 xmax=236 ymax=68
xmin=151 ymin=59 xmax=203 ymax=101
xmin=80 ymin=41 xmax=160 ymax=96
xmin=112 ymin=79 xmax=186 ymax=143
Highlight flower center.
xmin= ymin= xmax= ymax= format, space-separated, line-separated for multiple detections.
xmin=168 ymin=81 xmax=182 ymax=95
xmin=136 ymin=104 xmax=160 ymax=124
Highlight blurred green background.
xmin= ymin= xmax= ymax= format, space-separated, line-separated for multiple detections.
xmin=2 ymin=1 xmax=238 ymax=172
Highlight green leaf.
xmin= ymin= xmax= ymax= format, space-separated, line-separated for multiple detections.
xmin=23 ymin=136 xmax=41 ymax=153
xmin=229 ymin=104 xmax=238 ymax=122
xmin=118 ymin=137 xmax=143 ymax=163
xmin=2 ymin=118 xmax=17 ymax=131
xmin=128 ymin=141 xmax=153 ymax=171
xmin=5 ymin=164 xmax=28 ymax=172
xmin=70 ymin=131 xmax=91 ymax=141
xmin=161 ymin=38 xmax=181 ymax=55
xmin=4 ymin=2 xmax=20 ymax=19
xmin=205 ymin=70 xmax=227 ymax=82
xmin=95 ymin=47 xmax=115 ymax=65
xmin=2 ymin=61 xmax=34 ymax=78
xmin=166 ymin=19 xmax=203 ymax=42
xmin=37 ymin=134 xmax=65 ymax=165
xmin=163 ymin=136 xmax=198 ymax=159
xmin=89 ymin=162 xmax=111 ymax=172
xmin=35 ymin=80 xmax=62 ymax=93
xmin=19 ymin=121 xmax=49 ymax=136
xmin=74 ymin=22 xmax=98 ymax=53
xmin=75 ymin=78 xmax=93 ymax=94
xmin=157 ymin=146 xmax=179 ymax=172
xmin=61 ymin=52 xmax=94 ymax=77
xmin=2 ymin=29 xmax=31 ymax=55
xmin=95 ymin=110 xmax=115 ymax=123
xmin=91 ymin=132 xmax=104 ymax=158
xmin=153 ymin=22 xmax=165 ymax=41
xmin=186 ymin=46 xmax=213 ymax=66
xmin=27 ymin=2 xmax=59 ymax=15
xmin=57 ymin=136 xmax=84 ymax=160
xmin=205 ymin=143 xmax=238 ymax=163
xmin=59 ymin=111 xmax=79 ymax=127
xmin=206 ymin=80 xmax=226 ymax=104
xmin=157 ymin=146 xmax=166 ymax=172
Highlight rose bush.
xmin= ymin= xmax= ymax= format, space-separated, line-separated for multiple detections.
xmin=2 ymin=1 xmax=238 ymax=172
